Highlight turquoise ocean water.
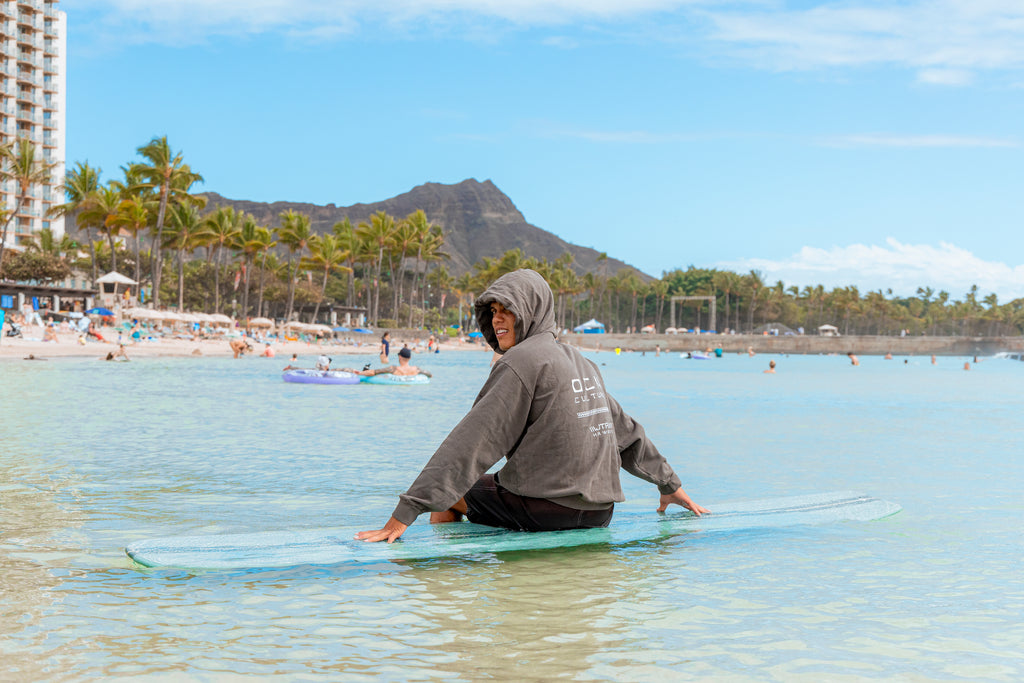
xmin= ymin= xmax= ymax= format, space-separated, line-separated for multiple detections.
xmin=2 ymin=349 xmax=1022 ymax=681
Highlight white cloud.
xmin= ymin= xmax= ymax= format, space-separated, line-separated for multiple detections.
xmin=916 ymin=68 xmax=975 ymax=86
xmin=74 ymin=0 xmax=1024 ymax=86
xmin=820 ymin=134 xmax=1019 ymax=149
xmin=701 ymin=1 xmax=1024 ymax=78
xmin=717 ymin=239 xmax=1024 ymax=302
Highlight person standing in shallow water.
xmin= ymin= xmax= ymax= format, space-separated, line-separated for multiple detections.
xmin=356 ymin=269 xmax=708 ymax=544
xmin=379 ymin=331 xmax=391 ymax=364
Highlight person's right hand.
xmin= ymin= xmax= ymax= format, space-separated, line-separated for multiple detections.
xmin=657 ymin=488 xmax=709 ymax=516
xmin=355 ymin=517 xmax=408 ymax=543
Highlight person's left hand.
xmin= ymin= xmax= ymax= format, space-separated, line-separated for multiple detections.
xmin=355 ymin=517 xmax=408 ymax=543
xmin=657 ymin=488 xmax=710 ymax=516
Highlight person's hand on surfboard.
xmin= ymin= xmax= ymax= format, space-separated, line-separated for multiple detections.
xmin=657 ymin=488 xmax=709 ymax=516
xmin=355 ymin=517 xmax=409 ymax=543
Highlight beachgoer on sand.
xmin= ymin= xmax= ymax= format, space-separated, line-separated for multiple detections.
xmin=229 ymin=339 xmax=252 ymax=358
xmin=356 ymin=269 xmax=707 ymax=544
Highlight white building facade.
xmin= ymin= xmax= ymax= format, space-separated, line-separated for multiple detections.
xmin=0 ymin=0 xmax=66 ymax=248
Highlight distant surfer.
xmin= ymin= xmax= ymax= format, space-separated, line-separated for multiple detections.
xmin=357 ymin=269 xmax=708 ymax=544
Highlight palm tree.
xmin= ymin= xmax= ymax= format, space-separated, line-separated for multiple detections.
xmin=252 ymin=227 xmax=276 ymax=318
xmin=109 ymin=194 xmax=149 ymax=286
xmin=233 ymin=213 xmax=265 ymax=319
xmin=390 ymin=213 xmax=421 ymax=323
xmin=163 ymin=202 xmax=204 ymax=312
xmin=332 ymin=217 xmax=359 ymax=307
xmin=277 ymin=210 xmax=313 ymax=322
xmin=427 ymin=264 xmax=454 ymax=324
xmin=21 ymin=226 xmax=77 ymax=257
xmin=131 ymin=136 xmax=203 ymax=308
xmin=402 ymin=210 xmax=441 ymax=326
xmin=48 ymin=161 xmax=102 ymax=285
xmin=357 ymin=210 xmax=397 ymax=325
xmin=201 ymin=206 xmax=243 ymax=314
xmin=77 ymin=183 xmax=124 ymax=274
xmin=0 ymin=138 xmax=58 ymax=272
xmin=453 ymin=271 xmax=476 ymax=331
xmin=301 ymin=233 xmax=351 ymax=323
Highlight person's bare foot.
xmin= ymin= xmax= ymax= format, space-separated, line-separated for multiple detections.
xmin=429 ymin=508 xmax=463 ymax=524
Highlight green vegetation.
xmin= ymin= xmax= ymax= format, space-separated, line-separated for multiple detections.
xmin=3 ymin=134 xmax=1020 ymax=336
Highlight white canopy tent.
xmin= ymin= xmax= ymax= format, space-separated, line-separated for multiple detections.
xmin=573 ymin=318 xmax=606 ymax=334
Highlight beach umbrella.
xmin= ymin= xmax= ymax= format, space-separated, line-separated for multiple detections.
xmin=248 ymin=317 xmax=274 ymax=328
xmin=468 ymin=331 xmax=483 ymax=338
xmin=126 ymin=307 xmax=161 ymax=320
xmin=86 ymin=307 xmax=114 ymax=316
xmin=333 ymin=326 xmax=351 ymax=332
xmin=352 ymin=327 xmax=373 ymax=334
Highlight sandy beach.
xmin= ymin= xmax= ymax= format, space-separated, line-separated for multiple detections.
xmin=0 ymin=325 xmax=485 ymax=361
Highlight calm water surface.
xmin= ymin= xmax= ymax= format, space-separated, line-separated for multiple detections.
xmin=2 ymin=348 xmax=1022 ymax=681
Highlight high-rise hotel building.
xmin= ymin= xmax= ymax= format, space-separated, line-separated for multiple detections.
xmin=0 ymin=0 xmax=66 ymax=248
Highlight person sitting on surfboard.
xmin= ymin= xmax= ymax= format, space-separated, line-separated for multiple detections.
xmin=356 ymin=268 xmax=708 ymax=543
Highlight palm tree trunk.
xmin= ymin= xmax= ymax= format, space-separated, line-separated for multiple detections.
xmin=151 ymin=185 xmax=169 ymax=308
xmin=257 ymin=252 xmax=268 ymax=318
xmin=372 ymin=251 xmax=383 ymax=325
xmin=177 ymin=248 xmax=186 ymax=311
xmin=312 ymin=267 xmax=328 ymax=322
xmin=213 ymin=247 xmax=222 ymax=314
xmin=0 ymin=196 xmax=25 ymax=274
xmin=241 ymin=256 xmax=252 ymax=318
xmin=134 ymin=235 xmax=142 ymax=289
xmin=108 ymin=235 xmax=118 ymax=274
xmin=285 ymin=254 xmax=297 ymax=322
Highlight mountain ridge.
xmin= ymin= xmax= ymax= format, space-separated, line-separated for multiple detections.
xmin=201 ymin=178 xmax=645 ymax=278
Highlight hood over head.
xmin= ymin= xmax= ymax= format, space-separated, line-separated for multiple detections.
xmin=474 ymin=269 xmax=557 ymax=353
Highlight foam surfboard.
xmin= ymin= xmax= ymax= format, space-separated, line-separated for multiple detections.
xmin=125 ymin=491 xmax=900 ymax=571
xmin=360 ymin=373 xmax=430 ymax=385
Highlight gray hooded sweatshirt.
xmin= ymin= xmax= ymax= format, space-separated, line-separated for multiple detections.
xmin=392 ymin=269 xmax=682 ymax=526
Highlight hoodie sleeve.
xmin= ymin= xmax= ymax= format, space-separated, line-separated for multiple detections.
xmin=608 ymin=394 xmax=682 ymax=495
xmin=392 ymin=360 xmax=533 ymax=525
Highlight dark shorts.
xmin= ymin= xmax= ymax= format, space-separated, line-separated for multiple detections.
xmin=464 ymin=474 xmax=613 ymax=532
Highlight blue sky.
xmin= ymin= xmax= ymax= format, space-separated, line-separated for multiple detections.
xmin=66 ymin=1 xmax=1024 ymax=301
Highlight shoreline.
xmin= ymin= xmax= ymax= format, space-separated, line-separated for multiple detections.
xmin=0 ymin=327 xmax=490 ymax=361
xmin=564 ymin=332 xmax=1024 ymax=357
xmin=4 ymin=327 xmax=1021 ymax=361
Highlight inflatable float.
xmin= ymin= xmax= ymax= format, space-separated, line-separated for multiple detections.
xmin=282 ymin=369 xmax=361 ymax=385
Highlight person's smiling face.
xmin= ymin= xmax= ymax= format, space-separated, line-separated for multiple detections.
xmin=490 ymin=302 xmax=516 ymax=351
